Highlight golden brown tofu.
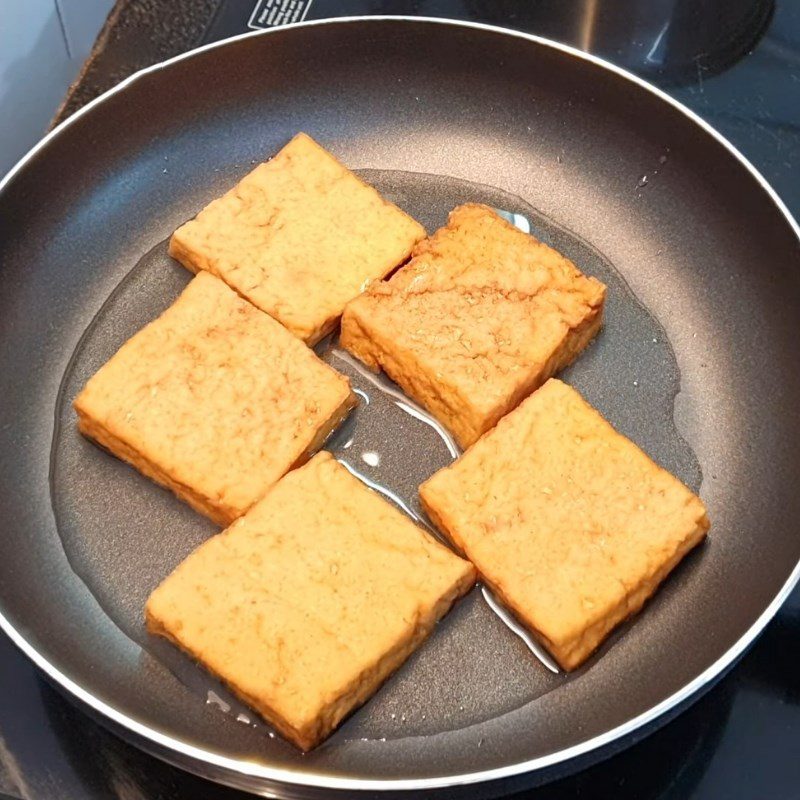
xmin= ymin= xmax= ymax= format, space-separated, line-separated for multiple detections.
xmin=420 ymin=379 xmax=709 ymax=671
xmin=341 ymin=203 xmax=606 ymax=448
xmin=146 ymin=452 xmax=476 ymax=750
xmin=74 ymin=272 xmax=355 ymax=526
xmin=169 ymin=132 xmax=425 ymax=344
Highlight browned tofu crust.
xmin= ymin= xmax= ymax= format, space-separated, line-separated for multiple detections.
xmin=74 ymin=272 xmax=355 ymax=525
xmin=146 ymin=452 xmax=476 ymax=750
xmin=169 ymin=132 xmax=425 ymax=344
xmin=420 ymin=379 xmax=709 ymax=671
xmin=341 ymin=203 xmax=606 ymax=448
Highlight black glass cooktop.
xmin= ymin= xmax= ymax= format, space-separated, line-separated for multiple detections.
xmin=4 ymin=1 xmax=798 ymax=798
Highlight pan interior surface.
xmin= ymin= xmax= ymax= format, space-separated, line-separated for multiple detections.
xmin=1 ymin=17 xmax=799 ymax=793
xmin=50 ymin=168 xmax=701 ymax=753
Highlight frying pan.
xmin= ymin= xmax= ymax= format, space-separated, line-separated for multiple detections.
xmin=1 ymin=16 xmax=799 ymax=798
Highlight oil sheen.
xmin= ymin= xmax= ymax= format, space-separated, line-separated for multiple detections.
xmin=50 ymin=169 xmax=701 ymax=745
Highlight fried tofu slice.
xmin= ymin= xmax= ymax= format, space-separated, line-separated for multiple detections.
xmin=420 ymin=379 xmax=709 ymax=671
xmin=74 ymin=272 xmax=355 ymax=526
xmin=341 ymin=203 xmax=606 ymax=448
xmin=169 ymin=132 xmax=425 ymax=344
xmin=146 ymin=452 xmax=476 ymax=750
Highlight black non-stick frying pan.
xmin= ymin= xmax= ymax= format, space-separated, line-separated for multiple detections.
xmin=1 ymin=16 xmax=799 ymax=798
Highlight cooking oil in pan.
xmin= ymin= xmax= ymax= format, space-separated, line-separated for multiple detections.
xmin=324 ymin=345 xmax=561 ymax=675
xmin=49 ymin=170 xmax=701 ymax=744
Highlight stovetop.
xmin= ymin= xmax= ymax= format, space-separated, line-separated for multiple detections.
xmin=3 ymin=1 xmax=799 ymax=798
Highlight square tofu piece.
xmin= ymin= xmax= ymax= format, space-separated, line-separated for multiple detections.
xmin=74 ymin=272 xmax=355 ymax=526
xmin=169 ymin=132 xmax=425 ymax=345
xmin=341 ymin=203 xmax=606 ymax=448
xmin=146 ymin=452 xmax=476 ymax=750
xmin=420 ymin=379 xmax=709 ymax=671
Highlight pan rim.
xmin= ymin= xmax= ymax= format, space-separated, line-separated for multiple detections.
xmin=1 ymin=14 xmax=799 ymax=793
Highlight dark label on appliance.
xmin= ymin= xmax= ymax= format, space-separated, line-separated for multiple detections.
xmin=247 ymin=0 xmax=314 ymax=29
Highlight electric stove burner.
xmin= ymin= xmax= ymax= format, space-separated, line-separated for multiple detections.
xmin=206 ymin=0 xmax=774 ymax=84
